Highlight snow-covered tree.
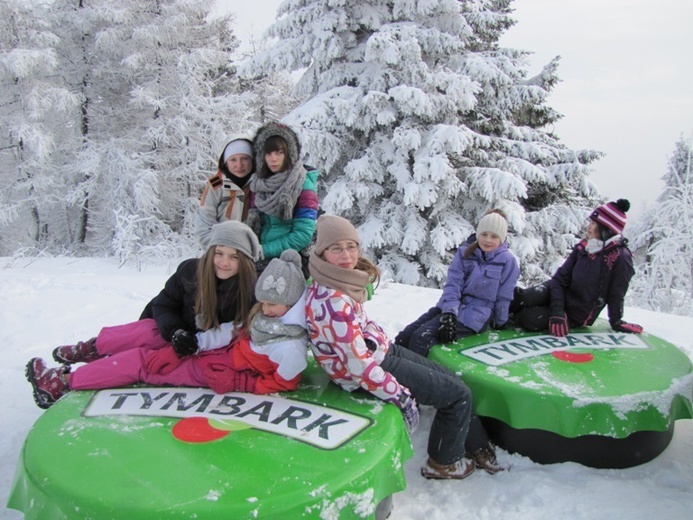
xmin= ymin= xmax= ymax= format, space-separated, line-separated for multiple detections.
xmin=629 ymin=135 xmax=693 ymax=315
xmin=2 ymin=0 xmax=256 ymax=261
xmin=0 ymin=0 xmax=81 ymax=255
xmin=244 ymin=0 xmax=602 ymax=286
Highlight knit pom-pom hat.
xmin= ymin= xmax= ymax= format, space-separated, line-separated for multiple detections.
xmin=590 ymin=199 xmax=630 ymax=236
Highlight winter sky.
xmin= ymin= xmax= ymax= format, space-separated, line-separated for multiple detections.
xmin=214 ymin=0 xmax=693 ymax=218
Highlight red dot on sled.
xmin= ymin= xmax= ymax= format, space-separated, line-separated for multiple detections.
xmin=552 ymin=351 xmax=594 ymax=363
xmin=172 ymin=417 xmax=230 ymax=443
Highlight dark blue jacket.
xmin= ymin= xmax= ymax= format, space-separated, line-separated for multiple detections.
xmin=549 ymin=238 xmax=634 ymax=327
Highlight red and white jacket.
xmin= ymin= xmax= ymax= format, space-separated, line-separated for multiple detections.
xmin=305 ymin=281 xmax=404 ymax=403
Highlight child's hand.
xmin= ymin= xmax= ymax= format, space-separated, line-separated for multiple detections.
xmin=397 ymin=389 xmax=419 ymax=433
xmin=436 ymin=313 xmax=458 ymax=343
xmin=611 ymin=320 xmax=643 ymax=334
xmin=548 ymin=315 xmax=569 ymax=337
xmin=171 ymin=329 xmax=199 ymax=356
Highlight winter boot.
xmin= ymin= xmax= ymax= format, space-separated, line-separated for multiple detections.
xmin=421 ymin=457 xmax=475 ymax=480
xmin=52 ymin=337 xmax=101 ymax=365
xmin=470 ymin=444 xmax=508 ymax=474
xmin=26 ymin=357 xmax=71 ymax=409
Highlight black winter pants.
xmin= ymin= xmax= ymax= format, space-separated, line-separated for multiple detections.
xmin=380 ymin=344 xmax=488 ymax=465
xmin=395 ymin=306 xmax=475 ymax=357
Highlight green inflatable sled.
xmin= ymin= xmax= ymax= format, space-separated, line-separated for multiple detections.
xmin=8 ymin=360 xmax=412 ymax=519
xmin=429 ymin=319 xmax=693 ymax=468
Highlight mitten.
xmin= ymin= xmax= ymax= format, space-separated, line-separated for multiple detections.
xmin=548 ymin=314 xmax=569 ymax=337
xmin=611 ymin=320 xmax=643 ymax=334
xmin=233 ymin=370 xmax=258 ymax=393
xmin=437 ymin=312 xmax=458 ymax=343
xmin=171 ymin=329 xmax=199 ymax=357
xmin=398 ymin=389 xmax=420 ymax=433
xmin=145 ymin=346 xmax=183 ymax=375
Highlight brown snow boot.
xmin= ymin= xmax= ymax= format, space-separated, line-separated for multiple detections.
xmin=470 ymin=444 xmax=508 ymax=474
xmin=421 ymin=457 xmax=476 ymax=480
xmin=52 ymin=337 xmax=101 ymax=365
xmin=26 ymin=357 xmax=71 ymax=409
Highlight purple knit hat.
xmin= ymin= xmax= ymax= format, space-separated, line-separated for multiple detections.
xmin=590 ymin=199 xmax=630 ymax=235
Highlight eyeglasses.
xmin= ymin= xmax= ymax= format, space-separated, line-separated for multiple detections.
xmin=325 ymin=243 xmax=359 ymax=254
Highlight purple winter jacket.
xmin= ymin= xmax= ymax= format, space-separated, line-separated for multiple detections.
xmin=437 ymin=240 xmax=520 ymax=332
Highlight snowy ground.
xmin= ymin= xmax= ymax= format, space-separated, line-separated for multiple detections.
xmin=1 ymin=256 xmax=692 ymax=519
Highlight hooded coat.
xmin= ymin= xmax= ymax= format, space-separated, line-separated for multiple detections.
xmin=248 ymin=122 xmax=319 ymax=259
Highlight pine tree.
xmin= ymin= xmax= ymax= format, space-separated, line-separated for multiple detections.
xmin=0 ymin=0 xmax=80 ymax=255
xmin=2 ymin=0 xmax=254 ymax=261
xmin=244 ymin=0 xmax=602 ymax=286
xmin=629 ymin=135 xmax=693 ymax=315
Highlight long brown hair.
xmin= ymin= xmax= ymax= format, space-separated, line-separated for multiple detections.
xmin=195 ymin=247 xmax=257 ymax=331
xmin=464 ymin=208 xmax=508 ymax=259
xmin=356 ymin=257 xmax=381 ymax=288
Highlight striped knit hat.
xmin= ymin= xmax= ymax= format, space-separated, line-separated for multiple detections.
xmin=590 ymin=199 xmax=630 ymax=236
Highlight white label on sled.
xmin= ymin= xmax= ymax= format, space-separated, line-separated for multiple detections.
xmin=460 ymin=332 xmax=650 ymax=366
xmin=84 ymin=388 xmax=372 ymax=449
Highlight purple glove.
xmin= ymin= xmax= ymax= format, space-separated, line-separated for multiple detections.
xmin=549 ymin=314 xmax=569 ymax=337
xmin=397 ymin=389 xmax=420 ymax=433
xmin=145 ymin=346 xmax=183 ymax=375
xmin=611 ymin=320 xmax=643 ymax=334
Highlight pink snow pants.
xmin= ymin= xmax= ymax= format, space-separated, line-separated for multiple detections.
xmin=69 ymin=319 xmax=206 ymax=390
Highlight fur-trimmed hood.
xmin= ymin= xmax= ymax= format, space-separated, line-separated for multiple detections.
xmin=253 ymin=121 xmax=301 ymax=178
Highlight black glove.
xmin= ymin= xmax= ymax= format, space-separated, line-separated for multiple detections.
xmin=171 ymin=329 xmax=198 ymax=357
xmin=436 ymin=312 xmax=458 ymax=343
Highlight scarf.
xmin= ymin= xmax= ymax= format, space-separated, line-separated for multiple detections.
xmin=585 ymin=234 xmax=622 ymax=255
xmin=250 ymin=313 xmax=307 ymax=347
xmin=250 ymin=162 xmax=306 ymax=220
xmin=309 ymin=253 xmax=369 ymax=303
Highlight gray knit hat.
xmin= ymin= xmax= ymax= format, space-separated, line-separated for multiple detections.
xmin=255 ymin=249 xmax=306 ymax=307
xmin=314 ymin=215 xmax=360 ymax=255
xmin=476 ymin=212 xmax=508 ymax=243
xmin=208 ymin=221 xmax=261 ymax=261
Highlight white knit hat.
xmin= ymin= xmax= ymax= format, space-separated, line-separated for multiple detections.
xmin=255 ymin=250 xmax=306 ymax=307
xmin=222 ymin=139 xmax=253 ymax=163
xmin=476 ymin=213 xmax=508 ymax=243
xmin=208 ymin=221 xmax=261 ymax=261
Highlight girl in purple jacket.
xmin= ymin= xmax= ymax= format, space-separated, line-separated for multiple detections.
xmin=396 ymin=210 xmax=520 ymax=357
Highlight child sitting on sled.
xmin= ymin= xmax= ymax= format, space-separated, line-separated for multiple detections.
xmin=510 ymin=199 xmax=643 ymax=337
xmin=26 ymin=249 xmax=308 ymax=408
xmin=395 ymin=209 xmax=520 ymax=357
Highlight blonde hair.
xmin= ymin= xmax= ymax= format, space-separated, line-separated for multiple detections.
xmin=195 ymin=247 xmax=257 ymax=331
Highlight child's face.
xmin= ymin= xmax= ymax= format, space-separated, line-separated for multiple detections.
xmin=586 ymin=221 xmax=600 ymax=239
xmin=322 ymin=240 xmax=359 ymax=270
xmin=225 ymin=154 xmax=253 ymax=177
xmin=477 ymin=231 xmax=502 ymax=253
xmin=213 ymin=246 xmax=240 ymax=280
xmin=261 ymin=301 xmax=291 ymax=318
xmin=265 ymin=149 xmax=286 ymax=173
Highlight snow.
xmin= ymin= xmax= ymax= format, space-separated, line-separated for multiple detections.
xmin=2 ymin=256 xmax=692 ymax=520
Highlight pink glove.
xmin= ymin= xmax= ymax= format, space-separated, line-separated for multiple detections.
xmin=549 ymin=315 xmax=569 ymax=337
xmin=145 ymin=346 xmax=183 ymax=375
xmin=233 ymin=370 xmax=258 ymax=394
xmin=611 ymin=321 xmax=643 ymax=334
